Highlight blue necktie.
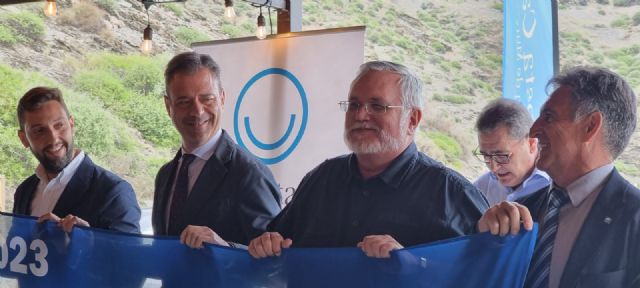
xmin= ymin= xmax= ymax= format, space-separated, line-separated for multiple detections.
xmin=168 ymin=154 xmax=196 ymax=235
xmin=524 ymin=186 xmax=570 ymax=288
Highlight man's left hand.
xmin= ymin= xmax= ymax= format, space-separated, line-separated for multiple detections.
xmin=37 ymin=212 xmax=90 ymax=233
xmin=357 ymin=234 xmax=403 ymax=258
xmin=180 ymin=225 xmax=229 ymax=248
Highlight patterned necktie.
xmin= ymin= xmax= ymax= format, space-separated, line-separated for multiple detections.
xmin=168 ymin=153 xmax=196 ymax=235
xmin=524 ymin=186 xmax=571 ymax=288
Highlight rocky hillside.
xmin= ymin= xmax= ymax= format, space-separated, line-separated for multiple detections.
xmin=1 ymin=0 xmax=639 ymax=207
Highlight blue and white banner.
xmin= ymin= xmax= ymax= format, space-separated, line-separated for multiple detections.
xmin=0 ymin=213 xmax=536 ymax=287
xmin=503 ymin=0 xmax=558 ymax=118
xmin=193 ymin=27 xmax=365 ymax=205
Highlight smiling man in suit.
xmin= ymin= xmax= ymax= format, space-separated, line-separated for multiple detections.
xmin=153 ymin=52 xmax=281 ymax=247
xmin=478 ymin=67 xmax=640 ymax=288
xmin=13 ymin=86 xmax=141 ymax=234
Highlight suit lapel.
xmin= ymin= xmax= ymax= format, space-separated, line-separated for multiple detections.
xmin=181 ymin=133 xmax=233 ymax=223
xmin=560 ymin=169 xmax=625 ymax=287
xmin=52 ymin=155 xmax=94 ymax=216
xmin=517 ymin=185 xmax=552 ymax=221
xmin=154 ymin=151 xmax=180 ymax=235
xmin=16 ymin=176 xmax=40 ymax=215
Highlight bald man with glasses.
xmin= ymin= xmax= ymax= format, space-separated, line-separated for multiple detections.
xmin=473 ymin=98 xmax=551 ymax=206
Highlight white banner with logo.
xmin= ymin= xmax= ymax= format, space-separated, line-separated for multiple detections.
xmin=193 ymin=27 xmax=365 ymax=204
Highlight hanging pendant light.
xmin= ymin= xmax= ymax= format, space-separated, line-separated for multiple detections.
xmin=44 ymin=0 xmax=57 ymax=17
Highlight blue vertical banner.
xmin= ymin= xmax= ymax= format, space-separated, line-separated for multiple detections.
xmin=503 ymin=0 xmax=558 ymax=118
xmin=0 ymin=213 xmax=536 ymax=287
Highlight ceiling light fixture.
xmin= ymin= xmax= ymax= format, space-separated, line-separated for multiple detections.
xmin=140 ymin=8 xmax=153 ymax=54
xmin=224 ymin=0 xmax=236 ymax=22
xmin=44 ymin=0 xmax=56 ymax=17
xmin=255 ymin=7 xmax=267 ymax=40
xmin=138 ymin=0 xmax=186 ymax=54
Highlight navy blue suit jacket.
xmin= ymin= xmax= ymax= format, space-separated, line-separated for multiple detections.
xmin=518 ymin=169 xmax=640 ymax=288
xmin=152 ymin=130 xmax=281 ymax=245
xmin=13 ymin=154 xmax=141 ymax=234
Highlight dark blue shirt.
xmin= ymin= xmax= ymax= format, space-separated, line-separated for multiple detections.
xmin=269 ymin=143 xmax=489 ymax=248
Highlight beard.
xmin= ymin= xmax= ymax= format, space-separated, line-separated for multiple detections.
xmin=32 ymin=139 xmax=75 ymax=174
xmin=344 ymin=113 xmax=409 ymax=154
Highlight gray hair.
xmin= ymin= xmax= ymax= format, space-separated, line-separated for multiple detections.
xmin=549 ymin=66 xmax=637 ymax=159
xmin=352 ymin=61 xmax=424 ymax=110
xmin=164 ymin=52 xmax=223 ymax=99
xmin=476 ymin=98 xmax=532 ymax=139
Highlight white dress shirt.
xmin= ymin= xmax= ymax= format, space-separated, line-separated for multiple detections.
xmin=30 ymin=151 xmax=85 ymax=217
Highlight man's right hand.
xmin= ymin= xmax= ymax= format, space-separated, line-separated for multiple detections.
xmin=248 ymin=232 xmax=293 ymax=258
xmin=477 ymin=201 xmax=534 ymax=236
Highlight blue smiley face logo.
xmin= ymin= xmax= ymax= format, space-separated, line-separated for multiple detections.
xmin=233 ymin=68 xmax=308 ymax=165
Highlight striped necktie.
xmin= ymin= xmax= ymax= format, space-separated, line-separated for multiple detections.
xmin=524 ymin=186 xmax=570 ymax=288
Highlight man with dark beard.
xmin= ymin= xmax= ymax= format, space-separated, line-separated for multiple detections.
xmin=248 ymin=61 xmax=489 ymax=259
xmin=13 ymin=87 xmax=141 ymax=234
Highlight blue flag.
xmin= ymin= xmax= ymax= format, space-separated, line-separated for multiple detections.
xmin=0 ymin=212 xmax=536 ymax=287
xmin=503 ymin=0 xmax=558 ymax=118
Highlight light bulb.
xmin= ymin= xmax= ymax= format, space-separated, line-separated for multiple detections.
xmin=224 ymin=0 xmax=236 ymax=22
xmin=44 ymin=0 xmax=57 ymax=17
xmin=140 ymin=25 xmax=153 ymax=54
xmin=256 ymin=14 xmax=267 ymax=40
xmin=140 ymin=39 xmax=153 ymax=54
xmin=256 ymin=26 xmax=267 ymax=40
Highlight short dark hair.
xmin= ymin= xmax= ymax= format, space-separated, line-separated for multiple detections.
xmin=476 ymin=98 xmax=532 ymax=139
xmin=164 ymin=52 xmax=222 ymax=99
xmin=17 ymin=87 xmax=70 ymax=130
xmin=549 ymin=66 xmax=637 ymax=158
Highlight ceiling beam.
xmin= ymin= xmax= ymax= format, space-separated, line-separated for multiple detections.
xmin=243 ymin=0 xmax=287 ymax=10
xmin=0 ymin=0 xmax=41 ymax=5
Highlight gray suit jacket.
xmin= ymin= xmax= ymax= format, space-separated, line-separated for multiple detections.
xmin=152 ymin=130 xmax=281 ymax=245
xmin=518 ymin=169 xmax=640 ymax=288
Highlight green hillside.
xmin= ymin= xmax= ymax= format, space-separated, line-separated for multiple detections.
xmin=1 ymin=0 xmax=639 ymax=208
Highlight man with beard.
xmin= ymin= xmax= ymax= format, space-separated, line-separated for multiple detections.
xmin=473 ymin=99 xmax=550 ymax=206
xmin=477 ymin=67 xmax=640 ymax=288
xmin=248 ymin=61 xmax=489 ymax=259
xmin=153 ymin=52 xmax=281 ymax=248
xmin=13 ymin=87 xmax=141 ymax=233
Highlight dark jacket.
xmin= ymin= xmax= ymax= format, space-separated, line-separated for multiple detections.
xmin=13 ymin=154 xmax=141 ymax=234
xmin=518 ymin=169 xmax=640 ymax=288
xmin=152 ymin=130 xmax=281 ymax=245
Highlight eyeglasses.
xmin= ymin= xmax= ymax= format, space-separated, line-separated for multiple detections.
xmin=338 ymin=101 xmax=404 ymax=114
xmin=473 ymin=147 xmax=513 ymax=165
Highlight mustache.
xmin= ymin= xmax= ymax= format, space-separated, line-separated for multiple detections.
xmin=44 ymin=141 xmax=65 ymax=152
xmin=347 ymin=122 xmax=380 ymax=133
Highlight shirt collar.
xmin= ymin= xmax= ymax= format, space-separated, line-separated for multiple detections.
xmin=488 ymin=167 xmax=550 ymax=192
xmin=564 ymin=163 xmax=614 ymax=207
xmin=348 ymin=142 xmax=417 ymax=189
xmin=517 ymin=168 xmax=550 ymax=191
xmin=35 ymin=150 xmax=85 ymax=186
xmin=181 ymin=129 xmax=222 ymax=161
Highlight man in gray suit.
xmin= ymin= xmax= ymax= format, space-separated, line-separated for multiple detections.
xmin=152 ymin=52 xmax=281 ymax=247
xmin=478 ymin=67 xmax=640 ymax=288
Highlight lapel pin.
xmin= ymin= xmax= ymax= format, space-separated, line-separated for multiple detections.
xmin=603 ymin=217 xmax=612 ymax=224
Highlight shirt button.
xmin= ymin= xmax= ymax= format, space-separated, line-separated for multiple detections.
xmin=351 ymin=220 xmax=359 ymax=227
